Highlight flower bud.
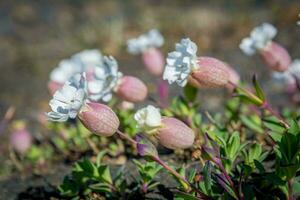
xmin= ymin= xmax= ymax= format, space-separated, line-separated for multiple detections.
xmin=135 ymin=134 xmax=158 ymax=157
xmin=47 ymin=81 xmax=63 ymax=95
xmin=10 ymin=122 xmax=32 ymax=154
xmin=157 ymin=117 xmax=195 ymax=149
xmin=260 ymin=41 xmax=291 ymax=72
xmin=115 ymin=76 xmax=148 ymax=103
xmin=78 ymin=102 xmax=119 ymax=137
xmin=142 ymin=48 xmax=165 ymax=76
xmin=224 ymin=65 xmax=240 ymax=91
xmin=189 ymin=57 xmax=229 ymax=88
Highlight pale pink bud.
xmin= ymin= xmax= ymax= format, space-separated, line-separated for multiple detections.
xmin=224 ymin=65 xmax=240 ymax=91
xmin=142 ymin=48 xmax=165 ymax=76
xmin=260 ymin=41 xmax=291 ymax=72
xmin=115 ymin=76 xmax=148 ymax=103
xmin=47 ymin=81 xmax=63 ymax=95
xmin=78 ymin=102 xmax=119 ymax=137
xmin=189 ymin=57 xmax=229 ymax=88
xmin=10 ymin=126 xmax=32 ymax=154
xmin=157 ymin=117 xmax=195 ymax=149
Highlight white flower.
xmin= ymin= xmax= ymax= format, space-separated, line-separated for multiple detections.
xmin=163 ymin=38 xmax=198 ymax=87
xmin=127 ymin=29 xmax=164 ymax=54
xmin=134 ymin=105 xmax=162 ymax=129
xmin=49 ymin=49 xmax=103 ymax=84
xmin=46 ymin=73 xmax=87 ymax=122
xmin=71 ymin=49 xmax=103 ymax=70
xmin=50 ymin=59 xmax=82 ymax=84
xmin=240 ymin=23 xmax=277 ymax=56
xmin=88 ymin=56 xmax=123 ymax=102
xmin=273 ymin=59 xmax=300 ymax=85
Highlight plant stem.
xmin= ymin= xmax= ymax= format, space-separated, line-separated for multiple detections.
xmin=116 ymin=130 xmax=137 ymax=145
xmin=151 ymin=155 xmax=209 ymax=199
xmin=288 ymin=179 xmax=294 ymax=200
xmin=115 ymin=129 xmax=209 ymax=199
xmin=261 ymin=102 xmax=289 ymax=129
xmin=85 ymin=137 xmax=100 ymax=154
xmin=218 ymin=164 xmax=242 ymax=200
xmin=9 ymin=146 xmax=23 ymax=171
xmin=228 ymin=81 xmax=289 ymax=129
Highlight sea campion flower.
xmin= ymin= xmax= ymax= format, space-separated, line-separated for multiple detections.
xmin=10 ymin=121 xmax=32 ymax=154
xmin=46 ymin=74 xmax=87 ymax=122
xmin=134 ymin=105 xmax=195 ymax=149
xmin=239 ymin=23 xmax=291 ymax=72
xmin=273 ymin=59 xmax=300 ymax=92
xmin=127 ymin=29 xmax=165 ymax=76
xmin=46 ymin=73 xmax=119 ymax=136
xmin=163 ymin=38 xmax=230 ymax=88
xmin=134 ymin=105 xmax=162 ymax=130
xmin=88 ymin=56 xmax=122 ymax=102
xmin=88 ymin=56 xmax=148 ymax=103
xmin=48 ymin=49 xmax=103 ymax=94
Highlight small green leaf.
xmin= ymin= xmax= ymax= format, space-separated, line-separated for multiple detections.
xmin=203 ymin=161 xmax=212 ymax=193
xmin=252 ymin=75 xmax=265 ymax=102
xmin=183 ymin=83 xmax=198 ymax=102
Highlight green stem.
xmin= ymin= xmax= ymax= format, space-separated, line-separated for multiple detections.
xmin=288 ymin=179 xmax=294 ymax=200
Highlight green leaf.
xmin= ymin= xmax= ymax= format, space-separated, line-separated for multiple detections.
xmin=183 ymin=83 xmax=198 ymax=102
xmin=203 ymin=161 xmax=212 ymax=194
xmin=174 ymin=191 xmax=199 ymax=200
xmin=89 ymin=183 xmax=111 ymax=193
xmin=96 ymin=151 xmax=107 ymax=167
xmin=252 ymin=75 xmax=265 ymax=102
xmin=240 ymin=115 xmax=264 ymax=134
xmin=98 ymin=165 xmax=112 ymax=184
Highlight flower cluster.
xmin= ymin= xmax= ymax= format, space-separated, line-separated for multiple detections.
xmin=239 ymin=23 xmax=277 ymax=56
xmin=163 ymin=38 xmax=198 ymax=87
xmin=127 ymin=29 xmax=164 ymax=55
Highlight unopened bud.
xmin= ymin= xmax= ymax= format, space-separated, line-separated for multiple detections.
xmin=10 ymin=122 xmax=32 ymax=154
xmin=115 ymin=76 xmax=148 ymax=103
xmin=189 ymin=57 xmax=229 ymax=88
xmin=136 ymin=134 xmax=158 ymax=157
xmin=142 ymin=48 xmax=165 ymax=76
xmin=260 ymin=41 xmax=291 ymax=72
xmin=157 ymin=117 xmax=195 ymax=149
xmin=78 ymin=102 xmax=119 ymax=137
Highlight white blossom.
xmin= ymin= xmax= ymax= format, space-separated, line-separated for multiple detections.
xmin=49 ymin=49 xmax=103 ymax=84
xmin=134 ymin=105 xmax=162 ymax=129
xmin=71 ymin=49 xmax=103 ymax=70
xmin=240 ymin=23 xmax=277 ymax=56
xmin=163 ymin=38 xmax=198 ymax=87
xmin=50 ymin=59 xmax=82 ymax=84
xmin=88 ymin=56 xmax=123 ymax=102
xmin=127 ymin=29 xmax=164 ymax=54
xmin=273 ymin=59 xmax=300 ymax=85
xmin=46 ymin=73 xmax=87 ymax=122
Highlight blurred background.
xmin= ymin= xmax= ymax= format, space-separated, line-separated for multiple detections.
xmin=0 ymin=0 xmax=299 ymax=119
